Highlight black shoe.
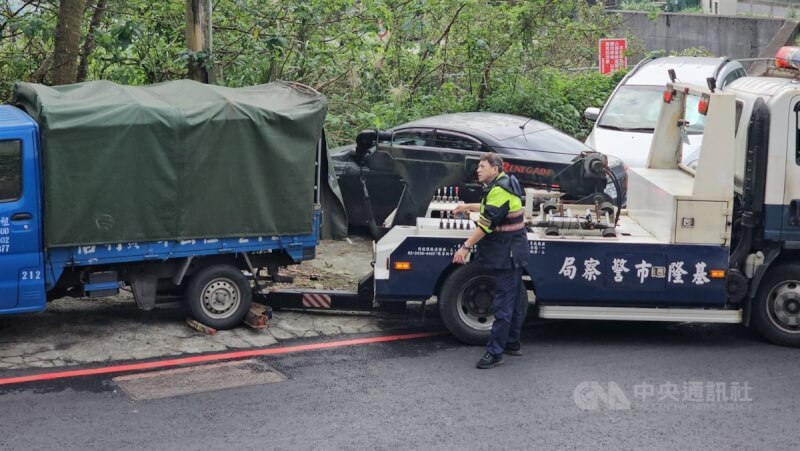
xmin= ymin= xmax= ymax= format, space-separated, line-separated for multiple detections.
xmin=504 ymin=342 xmax=522 ymax=356
xmin=476 ymin=352 xmax=504 ymax=369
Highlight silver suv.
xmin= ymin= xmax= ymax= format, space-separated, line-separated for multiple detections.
xmin=584 ymin=56 xmax=746 ymax=169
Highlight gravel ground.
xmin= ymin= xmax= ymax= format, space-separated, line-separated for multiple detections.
xmin=0 ymin=236 xmax=427 ymax=371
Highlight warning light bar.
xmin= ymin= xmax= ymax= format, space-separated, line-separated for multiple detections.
xmin=393 ymin=261 xmax=412 ymax=271
xmin=776 ymin=46 xmax=800 ymax=70
xmin=663 ymin=88 xmax=675 ymax=103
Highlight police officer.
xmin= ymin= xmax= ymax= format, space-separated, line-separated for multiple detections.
xmin=453 ymin=152 xmax=528 ymax=369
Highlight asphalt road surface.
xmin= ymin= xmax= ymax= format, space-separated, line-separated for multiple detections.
xmin=0 ymin=320 xmax=797 ymax=450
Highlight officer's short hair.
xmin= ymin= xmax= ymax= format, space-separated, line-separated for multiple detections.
xmin=479 ymin=152 xmax=504 ymax=169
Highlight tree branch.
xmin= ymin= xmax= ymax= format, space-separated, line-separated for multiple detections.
xmin=77 ymin=0 xmax=107 ymax=82
xmin=410 ymin=3 xmax=466 ymax=91
xmin=30 ymin=54 xmax=52 ymax=83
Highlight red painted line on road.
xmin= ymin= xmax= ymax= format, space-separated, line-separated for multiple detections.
xmin=0 ymin=331 xmax=443 ymax=386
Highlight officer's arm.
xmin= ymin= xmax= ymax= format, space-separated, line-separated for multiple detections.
xmin=455 ymin=225 xmax=485 ymax=263
xmin=462 ymin=227 xmax=486 ymax=250
xmin=453 ymin=202 xmax=480 ymax=215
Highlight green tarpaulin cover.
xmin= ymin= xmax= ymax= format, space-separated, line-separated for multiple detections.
xmin=13 ymin=79 xmax=335 ymax=247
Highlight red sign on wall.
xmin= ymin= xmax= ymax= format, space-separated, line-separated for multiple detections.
xmin=599 ymin=38 xmax=627 ymax=75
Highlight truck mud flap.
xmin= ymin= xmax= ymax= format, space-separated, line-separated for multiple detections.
xmin=263 ymin=289 xmax=372 ymax=311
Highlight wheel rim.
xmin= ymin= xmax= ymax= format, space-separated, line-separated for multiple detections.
xmin=200 ymin=277 xmax=241 ymax=319
xmin=455 ymin=275 xmax=495 ymax=331
xmin=766 ymin=279 xmax=800 ymax=334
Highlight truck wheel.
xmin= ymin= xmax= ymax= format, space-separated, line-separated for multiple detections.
xmin=752 ymin=265 xmax=800 ymax=347
xmin=439 ymin=264 xmax=496 ymax=345
xmin=186 ymin=264 xmax=252 ymax=330
xmin=439 ymin=265 xmax=531 ymax=345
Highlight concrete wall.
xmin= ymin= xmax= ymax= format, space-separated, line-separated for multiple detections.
xmin=614 ymin=11 xmax=786 ymax=61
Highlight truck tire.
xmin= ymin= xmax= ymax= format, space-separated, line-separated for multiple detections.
xmin=438 ymin=264 xmax=527 ymax=345
xmin=752 ymin=265 xmax=800 ymax=347
xmin=186 ymin=264 xmax=252 ymax=330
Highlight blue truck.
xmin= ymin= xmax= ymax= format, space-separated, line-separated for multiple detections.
xmin=0 ymin=80 xmax=331 ymax=329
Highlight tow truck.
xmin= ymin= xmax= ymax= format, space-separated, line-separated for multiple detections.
xmin=270 ymin=48 xmax=800 ymax=348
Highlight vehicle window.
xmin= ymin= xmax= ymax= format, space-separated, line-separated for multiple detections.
xmin=683 ymin=95 xmax=707 ymax=134
xmin=497 ymin=128 xmax=591 ymax=155
xmin=0 ymin=141 xmax=21 ymax=202
xmin=391 ymin=129 xmax=432 ymax=147
xmin=721 ymin=68 xmax=746 ymax=88
xmin=796 ymin=107 xmax=800 ymax=166
xmin=598 ymin=85 xmax=706 ymax=134
xmin=430 ymin=132 xmax=482 ymax=151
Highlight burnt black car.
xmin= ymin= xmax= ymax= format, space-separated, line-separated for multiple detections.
xmin=331 ymin=112 xmax=626 ymax=230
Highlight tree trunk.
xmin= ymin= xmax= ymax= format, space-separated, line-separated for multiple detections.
xmin=76 ymin=0 xmax=107 ymax=83
xmin=185 ymin=0 xmax=210 ymax=83
xmin=51 ymin=0 xmax=85 ymax=85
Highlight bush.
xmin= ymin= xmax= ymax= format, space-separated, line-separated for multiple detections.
xmin=325 ymin=69 xmax=627 ymax=147
xmin=472 ymin=69 xmax=625 ymax=140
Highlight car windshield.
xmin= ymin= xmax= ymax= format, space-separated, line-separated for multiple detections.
xmin=598 ymin=85 xmax=706 ymax=134
xmin=496 ymin=127 xmax=591 ymax=156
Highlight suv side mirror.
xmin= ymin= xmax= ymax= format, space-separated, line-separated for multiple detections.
xmin=584 ymin=107 xmax=601 ymax=122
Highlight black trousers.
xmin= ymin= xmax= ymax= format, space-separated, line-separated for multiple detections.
xmin=486 ymin=266 xmax=526 ymax=356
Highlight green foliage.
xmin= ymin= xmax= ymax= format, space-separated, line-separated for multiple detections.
xmin=482 ymin=69 xmax=626 ymax=139
xmin=622 ymin=0 xmax=701 ymax=14
xmin=647 ymin=46 xmax=714 ymax=58
xmin=620 ymin=1 xmax=664 ymax=13
xmin=0 ymin=0 xmax=631 ymax=145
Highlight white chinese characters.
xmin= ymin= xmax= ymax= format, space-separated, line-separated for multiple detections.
xmin=693 ymin=262 xmax=711 ymax=285
xmin=407 ymin=245 xmax=457 ymax=257
xmin=576 ymin=380 xmax=753 ymax=411
xmin=668 ymin=261 xmax=688 ymax=284
xmin=611 ymin=258 xmax=629 ymax=282
xmin=635 ymin=260 xmax=652 ymax=284
xmin=0 ymin=216 xmax=9 ymax=253
xmin=582 ymin=258 xmax=601 ymax=281
xmin=558 ymin=256 xmax=714 ymax=285
xmin=558 ymin=257 xmax=577 ymax=280
xmin=633 ymin=380 xmax=753 ymax=404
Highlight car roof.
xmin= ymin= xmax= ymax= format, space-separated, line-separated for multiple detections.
xmin=395 ymin=112 xmax=550 ymax=142
xmin=626 ymin=57 xmax=744 ymax=86
xmin=725 ymin=75 xmax=794 ymax=98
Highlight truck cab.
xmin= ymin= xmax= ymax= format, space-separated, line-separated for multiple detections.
xmin=0 ymin=106 xmax=44 ymax=312
xmin=723 ymin=75 xmax=800 ymax=242
xmin=715 ymin=61 xmax=800 ymax=345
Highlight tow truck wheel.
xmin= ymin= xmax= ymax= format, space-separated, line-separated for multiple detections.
xmin=439 ymin=264 xmax=495 ymax=345
xmin=752 ymin=265 xmax=800 ymax=347
xmin=186 ymin=264 xmax=252 ymax=330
